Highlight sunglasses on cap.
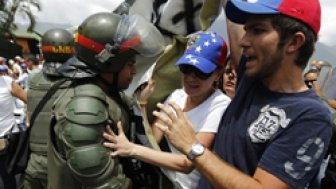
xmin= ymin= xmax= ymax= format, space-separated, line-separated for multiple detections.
xmin=178 ymin=65 xmax=213 ymax=80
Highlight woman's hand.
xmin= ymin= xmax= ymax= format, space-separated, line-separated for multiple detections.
xmin=103 ymin=122 xmax=136 ymax=157
xmin=134 ymin=79 xmax=156 ymax=103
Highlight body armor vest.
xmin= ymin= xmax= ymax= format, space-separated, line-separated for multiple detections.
xmin=48 ymin=82 xmax=132 ymax=189
xmin=27 ymin=71 xmax=71 ymax=154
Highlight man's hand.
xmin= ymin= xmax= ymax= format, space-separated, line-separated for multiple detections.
xmin=153 ymin=102 xmax=198 ymax=154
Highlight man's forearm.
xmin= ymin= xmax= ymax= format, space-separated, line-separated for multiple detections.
xmin=192 ymin=149 xmax=263 ymax=189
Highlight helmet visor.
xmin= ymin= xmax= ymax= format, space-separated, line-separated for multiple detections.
xmin=115 ymin=14 xmax=165 ymax=57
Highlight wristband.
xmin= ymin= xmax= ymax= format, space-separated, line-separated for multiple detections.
xmin=320 ymin=96 xmax=329 ymax=103
xmin=138 ymin=100 xmax=147 ymax=105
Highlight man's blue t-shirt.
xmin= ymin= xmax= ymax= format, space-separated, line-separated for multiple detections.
xmin=196 ymin=62 xmax=332 ymax=189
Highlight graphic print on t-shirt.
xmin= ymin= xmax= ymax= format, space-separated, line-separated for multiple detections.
xmin=248 ymin=105 xmax=291 ymax=143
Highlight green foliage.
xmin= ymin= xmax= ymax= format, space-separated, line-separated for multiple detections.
xmin=0 ymin=0 xmax=41 ymax=38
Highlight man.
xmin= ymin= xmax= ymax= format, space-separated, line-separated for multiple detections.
xmin=304 ymin=68 xmax=336 ymax=188
xmin=47 ymin=12 xmax=165 ymax=189
xmin=12 ymin=56 xmax=23 ymax=79
xmin=306 ymin=71 xmax=336 ymax=110
xmin=26 ymin=55 xmax=41 ymax=79
xmin=153 ymin=0 xmax=333 ymax=189
xmin=20 ymin=28 xmax=75 ymax=189
xmin=16 ymin=55 xmax=40 ymax=131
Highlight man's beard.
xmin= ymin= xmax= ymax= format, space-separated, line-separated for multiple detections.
xmin=246 ymin=48 xmax=284 ymax=80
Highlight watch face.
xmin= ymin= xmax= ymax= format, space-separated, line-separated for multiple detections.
xmin=194 ymin=144 xmax=205 ymax=154
xmin=187 ymin=143 xmax=205 ymax=160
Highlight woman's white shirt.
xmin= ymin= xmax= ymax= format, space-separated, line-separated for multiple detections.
xmin=161 ymin=88 xmax=231 ymax=189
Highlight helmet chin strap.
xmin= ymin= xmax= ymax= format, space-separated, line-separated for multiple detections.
xmin=97 ymin=72 xmax=131 ymax=134
xmin=111 ymin=72 xmax=119 ymax=92
xmin=97 ymin=72 xmax=119 ymax=92
xmin=97 ymin=72 xmax=126 ymax=108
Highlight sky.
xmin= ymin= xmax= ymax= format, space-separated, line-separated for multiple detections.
xmin=32 ymin=0 xmax=123 ymax=26
xmin=319 ymin=0 xmax=336 ymax=47
xmin=17 ymin=0 xmax=336 ymax=47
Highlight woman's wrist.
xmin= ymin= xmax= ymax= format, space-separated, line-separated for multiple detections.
xmin=131 ymin=143 xmax=147 ymax=158
xmin=138 ymin=99 xmax=147 ymax=106
xmin=129 ymin=143 xmax=138 ymax=157
xmin=320 ymin=96 xmax=329 ymax=103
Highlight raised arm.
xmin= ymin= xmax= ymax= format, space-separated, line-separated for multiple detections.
xmin=223 ymin=0 xmax=245 ymax=69
xmin=11 ymin=80 xmax=27 ymax=103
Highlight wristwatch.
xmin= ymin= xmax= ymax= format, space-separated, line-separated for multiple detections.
xmin=187 ymin=143 xmax=205 ymax=160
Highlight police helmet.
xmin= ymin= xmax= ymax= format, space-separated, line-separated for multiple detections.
xmin=41 ymin=28 xmax=75 ymax=62
xmin=75 ymin=12 xmax=165 ymax=72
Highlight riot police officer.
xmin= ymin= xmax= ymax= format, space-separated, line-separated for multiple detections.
xmin=47 ymin=12 xmax=165 ymax=189
xmin=21 ymin=28 xmax=75 ymax=189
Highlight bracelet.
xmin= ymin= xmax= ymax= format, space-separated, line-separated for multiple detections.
xmin=138 ymin=100 xmax=147 ymax=105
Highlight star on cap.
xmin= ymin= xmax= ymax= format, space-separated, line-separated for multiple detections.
xmin=189 ymin=58 xmax=199 ymax=65
xmin=204 ymin=40 xmax=210 ymax=47
xmin=195 ymin=45 xmax=202 ymax=53
xmin=185 ymin=54 xmax=194 ymax=60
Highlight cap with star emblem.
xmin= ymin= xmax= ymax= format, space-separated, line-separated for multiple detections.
xmin=176 ymin=31 xmax=227 ymax=74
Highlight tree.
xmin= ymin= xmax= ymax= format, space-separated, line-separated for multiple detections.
xmin=0 ymin=0 xmax=41 ymax=38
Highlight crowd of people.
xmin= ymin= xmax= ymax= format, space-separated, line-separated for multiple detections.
xmin=0 ymin=55 xmax=41 ymax=118
xmin=0 ymin=56 xmax=41 ymax=85
xmin=0 ymin=56 xmax=28 ymax=189
xmin=0 ymin=0 xmax=335 ymax=189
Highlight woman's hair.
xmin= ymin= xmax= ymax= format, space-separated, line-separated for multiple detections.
xmin=217 ymin=54 xmax=233 ymax=93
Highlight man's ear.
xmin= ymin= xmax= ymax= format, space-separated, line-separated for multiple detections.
xmin=287 ymin=32 xmax=306 ymax=53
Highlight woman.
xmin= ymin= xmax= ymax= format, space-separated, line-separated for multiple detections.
xmin=219 ymin=55 xmax=237 ymax=99
xmin=103 ymin=32 xmax=231 ymax=189
xmin=0 ymin=67 xmax=27 ymax=189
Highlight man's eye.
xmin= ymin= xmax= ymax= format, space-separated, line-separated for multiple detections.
xmin=127 ymin=60 xmax=136 ymax=65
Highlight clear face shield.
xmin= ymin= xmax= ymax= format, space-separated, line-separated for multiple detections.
xmin=116 ymin=14 xmax=166 ymax=57
xmin=96 ymin=14 xmax=165 ymax=63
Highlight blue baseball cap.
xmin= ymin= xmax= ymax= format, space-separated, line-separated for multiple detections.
xmin=21 ymin=63 xmax=27 ymax=69
xmin=0 ymin=65 xmax=8 ymax=72
xmin=176 ymin=32 xmax=227 ymax=74
xmin=225 ymin=0 xmax=321 ymax=35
